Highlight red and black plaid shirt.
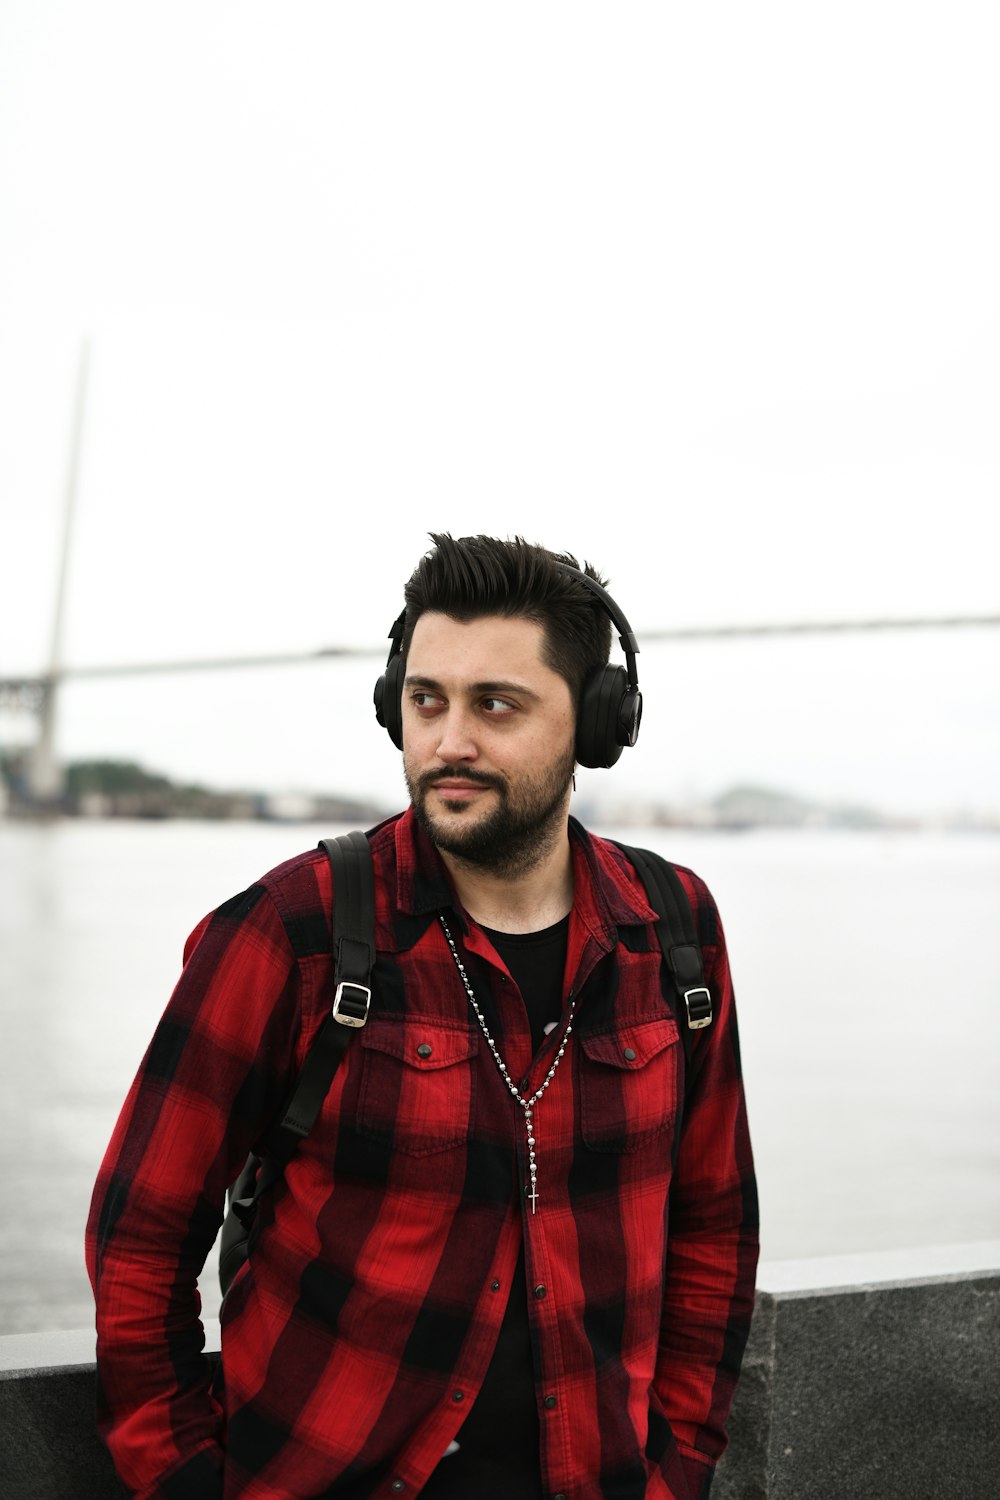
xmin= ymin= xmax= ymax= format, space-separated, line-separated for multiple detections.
xmin=87 ymin=811 xmax=758 ymax=1500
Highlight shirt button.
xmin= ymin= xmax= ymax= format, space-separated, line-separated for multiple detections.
xmin=417 ymin=1044 xmax=433 ymax=1059
xmin=533 ymin=1284 xmax=547 ymax=1299
xmin=520 ymin=1077 xmax=531 ymax=1091
xmin=553 ymin=1493 xmax=567 ymax=1500
xmin=490 ymin=1280 xmax=501 ymax=1292
xmin=623 ymin=1046 xmax=636 ymax=1061
xmin=451 ymin=1390 xmax=464 ymax=1403
xmin=391 ymin=1483 xmax=405 ymax=1494
xmin=543 ymin=1394 xmax=557 ymax=1409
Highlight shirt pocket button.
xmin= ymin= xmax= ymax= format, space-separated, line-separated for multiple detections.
xmin=579 ymin=1017 xmax=680 ymax=1153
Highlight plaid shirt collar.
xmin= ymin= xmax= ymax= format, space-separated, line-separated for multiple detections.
xmin=383 ymin=805 xmax=658 ymax=959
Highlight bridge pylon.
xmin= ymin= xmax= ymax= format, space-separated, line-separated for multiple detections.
xmin=6 ymin=342 xmax=91 ymax=806
xmin=27 ymin=680 xmax=62 ymax=803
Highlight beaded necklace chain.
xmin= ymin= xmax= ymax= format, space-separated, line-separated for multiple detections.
xmin=439 ymin=915 xmax=575 ymax=1214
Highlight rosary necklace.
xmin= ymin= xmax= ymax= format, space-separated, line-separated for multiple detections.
xmin=440 ymin=915 xmax=575 ymax=1214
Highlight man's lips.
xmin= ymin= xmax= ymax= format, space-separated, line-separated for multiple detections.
xmin=432 ymin=781 xmax=491 ymax=799
xmin=422 ymin=771 xmax=503 ymax=802
xmin=418 ymin=766 xmax=504 ymax=803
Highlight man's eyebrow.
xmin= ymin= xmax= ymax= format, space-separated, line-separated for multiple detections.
xmin=471 ymin=680 xmax=540 ymax=700
xmin=403 ymin=674 xmax=540 ymax=701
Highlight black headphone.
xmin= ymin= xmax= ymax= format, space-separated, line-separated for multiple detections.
xmin=373 ymin=562 xmax=642 ymax=769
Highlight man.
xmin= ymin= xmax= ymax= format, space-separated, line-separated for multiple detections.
xmin=88 ymin=534 xmax=758 ymax=1500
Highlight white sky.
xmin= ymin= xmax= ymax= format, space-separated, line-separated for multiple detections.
xmin=1 ymin=1 xmax=997 ymax=815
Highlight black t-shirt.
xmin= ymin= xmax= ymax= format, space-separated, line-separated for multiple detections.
xmin=485 ymin=916 xmax=568 ymax=1054
xmin=418 ymin=916 xmax=569 ymax=1499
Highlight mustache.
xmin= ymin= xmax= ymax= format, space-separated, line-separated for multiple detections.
xmin=419 ymin=766 xmax=505 ymax=794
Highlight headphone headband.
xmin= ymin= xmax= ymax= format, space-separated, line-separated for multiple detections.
xmin=552 ymin=562 xmax=640 ymax=691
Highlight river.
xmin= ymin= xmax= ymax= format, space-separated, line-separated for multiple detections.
xmin=2 ymin=817 xmax=998 ymax=1335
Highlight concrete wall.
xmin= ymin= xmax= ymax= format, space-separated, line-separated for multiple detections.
xmin=713 ymin=1242 xmax=1000 ymax=1500
xmin=2 ymin=1244 xmax=997 ymax=1500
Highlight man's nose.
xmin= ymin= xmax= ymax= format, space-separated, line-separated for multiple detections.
xmin=434 ymin=707 xmax=479 ymax=764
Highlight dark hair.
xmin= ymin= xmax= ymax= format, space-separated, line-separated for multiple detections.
xmin=401 ymin=533 xmax=612 ymax=705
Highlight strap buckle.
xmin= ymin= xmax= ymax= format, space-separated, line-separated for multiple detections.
xmin=333 ymin=981 xmax=371 ymax=1029
xmin=683 ymin=986 xmax=713 ymax=1030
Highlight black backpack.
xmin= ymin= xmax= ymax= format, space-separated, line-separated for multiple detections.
xmin=218 ymin=831 xmax=711 ymax=1296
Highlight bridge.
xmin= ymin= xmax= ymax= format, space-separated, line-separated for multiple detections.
xmin=6 ymin=610 xmax=998 ymax=807
xmin=3 ymin=347 xmax=998 ymax=805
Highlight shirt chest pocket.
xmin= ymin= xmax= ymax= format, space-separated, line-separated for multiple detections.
xmin=357 ymin=1017 xmax=479 ymax=1156
xmin=578 ymin=1016 xmax=681 ymax=1153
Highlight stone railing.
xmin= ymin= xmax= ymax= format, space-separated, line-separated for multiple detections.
xmin=2 ymin=1243 xmax=997 ymax=1499
xmin=714 ymin=1241 xmax=999 ymax=1499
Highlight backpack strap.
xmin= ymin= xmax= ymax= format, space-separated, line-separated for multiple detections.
xmin=267 ymin=831 xmax=376 ymax=1154
xmin=612 ymin=841 xmax=713 ymax=1070
xmin=219 ymin=832 xmax=375 ymax=1295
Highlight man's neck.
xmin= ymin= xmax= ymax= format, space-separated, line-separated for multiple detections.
xmin=439 ymin=828 xmax=574 ymax=935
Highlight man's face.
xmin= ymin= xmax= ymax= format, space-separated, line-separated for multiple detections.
xmin=401 ymin=612 xmax=576 ymax=876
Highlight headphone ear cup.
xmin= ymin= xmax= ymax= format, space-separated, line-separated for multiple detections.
xmin=575 ymin=664 xmax=629 ymax=768
xmin=619 ymin=685 xmax=643 ymax=749
xmin=373 ymin=673 xmax=388 ymax=729
xmin=374 ymin=653 xmax=405 ymax=750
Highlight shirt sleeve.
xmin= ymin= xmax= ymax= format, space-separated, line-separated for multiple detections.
xmin=653 ymin=873 xmax=759 ymax=1485
xmin=85 ymin=882 xmax=302 ymax=1499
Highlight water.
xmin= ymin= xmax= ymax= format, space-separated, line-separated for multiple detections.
xmin=2 ymin=818 xmax=999 ymax=1336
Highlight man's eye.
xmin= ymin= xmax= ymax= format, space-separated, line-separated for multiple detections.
xmin=412 ymin=692 xmax=443 ymax=710
xmin=481 ymin=697 xmax=516 ymax=715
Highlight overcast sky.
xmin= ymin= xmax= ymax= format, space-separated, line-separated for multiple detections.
xmin=1 ymin=1 xmax=997 ymax=816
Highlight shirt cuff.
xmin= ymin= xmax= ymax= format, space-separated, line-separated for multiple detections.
xmin=679 ymin=1451 xmax=715 ymax=1500
xmin=137 ymin=1443 xmax=224 ymax=1500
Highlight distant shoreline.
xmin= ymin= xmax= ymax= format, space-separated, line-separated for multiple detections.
xmin=2 ymin=763 xmax=997 ymax=837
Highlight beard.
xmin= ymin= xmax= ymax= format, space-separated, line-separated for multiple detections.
xmin=404 ymin=747 xmax=575 ymax=879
